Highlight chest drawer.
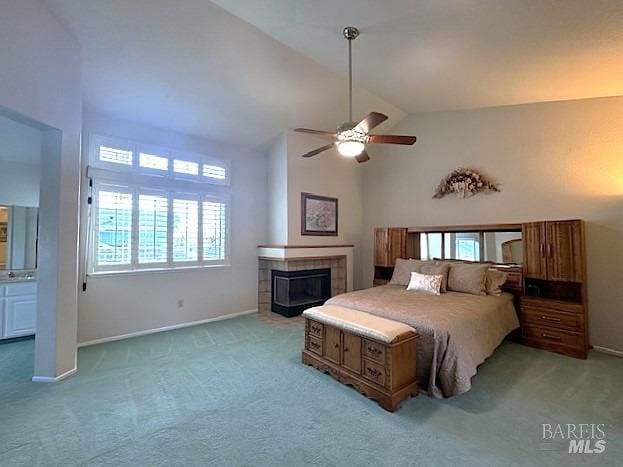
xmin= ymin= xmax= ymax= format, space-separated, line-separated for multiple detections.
xmin=306 ymin=335 xmax=323 ymax=356
xmin=523 ymin=325 xmax=583 ymax=348
xmin=306 ymin=319 xmax=324 ymax=338
xmin=363 ymin=339 xmax=386 ymax=363
xmin=522 ymin=306 xmax=584 ymax=332
xmin=362 ymin=359 xmax=386 ymax=387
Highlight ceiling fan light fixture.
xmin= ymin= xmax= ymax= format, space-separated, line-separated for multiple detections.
xmin=294 ymin=26 xmax=416 ymax=162
xmin=337 ymin=140 xmax=365 ymax=157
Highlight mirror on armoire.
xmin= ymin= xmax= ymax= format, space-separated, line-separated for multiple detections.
xmin=419 ymin=230 xmax=523 ymax=265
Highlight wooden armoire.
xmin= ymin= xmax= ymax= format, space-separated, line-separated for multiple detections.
xmin=521 ymin=220 xmax=589 ymax=359
xmin=373 ymin=228 xmax=409 ymax=286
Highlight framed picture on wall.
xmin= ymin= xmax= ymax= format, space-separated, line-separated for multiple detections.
xmin=301 ymin=193 xmax=338 ymax=236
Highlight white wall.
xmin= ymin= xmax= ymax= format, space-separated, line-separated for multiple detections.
xmin=362 ymin=96 xmax=623 ymax=352
xmin=265 ymin=130 xmax=364 ymax=288
xmin=286 ymin=131 xmax=364 ymax=288
xmin=78 ymin=111 xmax=267 ymax=344
xmin=0 ymin=162 xmax=40 ymax=207
xmin=267 ymin=133 xmax=288 ymax=245
xmin=0 ymin=0 xmax=82 ymax=380
xmin=0 ymin=113 xmax=42 ymax=206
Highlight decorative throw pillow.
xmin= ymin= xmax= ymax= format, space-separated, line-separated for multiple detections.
xmin=406 ymin=271 xmax=443 ymax=295
xmin=389 ymin=258 xmax=430 ymax=286
xmin=447 ymin=263 xmax=490 ymax=295
xmin=420 ymin=263 xmax=451 ymax=293
xmin=485 ymin=269 xmax=508 ymax=296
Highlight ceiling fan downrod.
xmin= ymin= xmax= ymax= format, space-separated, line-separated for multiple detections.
xmin=343 ymin=26 xmax=359 ymax=123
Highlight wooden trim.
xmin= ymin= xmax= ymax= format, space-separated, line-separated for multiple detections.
xmin=408 ymin=223 xmax=522 ymax=233
xmin=258 ymin=244 xmax=354 ymax=249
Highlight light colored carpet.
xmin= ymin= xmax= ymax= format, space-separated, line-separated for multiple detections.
xmin=0 ymin=313 xmax=621 ymax=466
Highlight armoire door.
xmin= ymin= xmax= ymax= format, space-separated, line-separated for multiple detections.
xmin=387 ymin=228 xmax=407 ymax=266
xmin=546 ymin=220 xmax=583 ymax=282
xmin=522 ymin=222 xmax=547 ymax=280
xmin=374 ymin=228 xmax=389 ymax=266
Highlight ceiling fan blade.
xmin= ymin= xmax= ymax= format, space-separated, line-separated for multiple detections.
xmin=355 ymin=150 xmax=370 ymax=163
xmin=294 ymin=128 xmax=337 ymax=139
xmin=354 ymin=112 xmax=388 ymax=134
xmin=302 ymin=144 xmax=334 ymax=158
xmin=367 ymin=134 xmax=417 ymax=145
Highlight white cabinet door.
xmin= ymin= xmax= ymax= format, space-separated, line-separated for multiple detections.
xmin=4 ymin=295 xmax=36 ymax=338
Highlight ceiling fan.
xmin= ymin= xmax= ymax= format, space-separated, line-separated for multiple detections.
xmin=295 ymin=26 xmax=416 ymax=163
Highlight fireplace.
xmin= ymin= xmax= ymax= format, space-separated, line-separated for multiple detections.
xmin=271 ymin=268 xmax=331 ymax=317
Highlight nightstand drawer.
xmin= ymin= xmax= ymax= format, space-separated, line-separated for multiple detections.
xmin=520 ymin=297 xmax=583 ymax=315
xmin=362 ymin=359 xmax=386 ymax=387
xmin=522 ymin=306 xmax=584 ymax=332
xmin=523 ymin=325 xmax=583 ymax=348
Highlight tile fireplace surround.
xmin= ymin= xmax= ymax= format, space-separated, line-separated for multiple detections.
xmin=257 ymin=245 xmax=354 ymax=315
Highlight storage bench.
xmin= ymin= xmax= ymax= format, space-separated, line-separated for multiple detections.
xmin=302 ymin=305 xmax=418 ymax=411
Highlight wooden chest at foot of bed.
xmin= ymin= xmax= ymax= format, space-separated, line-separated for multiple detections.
xmin=302 ymin=306 xmax=418 ymax=411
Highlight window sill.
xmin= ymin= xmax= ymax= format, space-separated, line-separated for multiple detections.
xmin=88 ymin=264 xmax=231 ymax=278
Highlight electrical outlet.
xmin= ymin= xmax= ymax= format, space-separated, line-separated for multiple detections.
xmin=177 ymin=299 xmax=184 ymax=308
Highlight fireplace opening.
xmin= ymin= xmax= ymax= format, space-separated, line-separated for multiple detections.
xmin=271 ymin=268 xmax=331 ymax=317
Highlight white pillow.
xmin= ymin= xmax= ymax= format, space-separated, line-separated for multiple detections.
xmin=406 ymin=271 xmax=443 ymax=295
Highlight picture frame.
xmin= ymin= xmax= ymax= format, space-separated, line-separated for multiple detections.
xmin=301 ymin=193 xmax=338 ymax=236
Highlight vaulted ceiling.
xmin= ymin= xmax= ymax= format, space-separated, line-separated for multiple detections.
xmin=44 ymin=0 xmax=623 ymax=150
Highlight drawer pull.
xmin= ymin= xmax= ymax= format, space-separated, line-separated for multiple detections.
xmin=541 ymin=315 xmax=561 ymax=322
xmin=334 ymin=343 xmax=339 ymax=349
xmin=367 ymin=346 xmax=382 ymax=355
xmin=541 ymin=333 xmax=562 ymax=341
xmin=344 ymin=347 xmax=349 ymax=352
xmin=310 ymin=341 xmax=320 ymax=349
xmin=311 ymin=325 xmax=322 ymax=333
xmin=366 ymin=367 xmax=381 ymax=378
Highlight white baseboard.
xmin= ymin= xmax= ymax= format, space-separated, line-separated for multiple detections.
xmin=77 ymin=309 xmax=258 ymax=348
xmin=593 ymin=346 xmax=623 ymax=357
xmin=32 ymin=366 xmax=77 ymax=383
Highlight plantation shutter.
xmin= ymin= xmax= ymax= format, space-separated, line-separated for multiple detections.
xmin=203 ymin=200 xmax=227 ymax=261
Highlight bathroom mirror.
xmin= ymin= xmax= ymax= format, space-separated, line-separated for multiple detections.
xmin=0 ymin=205 xmax=38 ymax=270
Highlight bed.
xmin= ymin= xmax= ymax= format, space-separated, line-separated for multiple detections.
xmin=325 ymin=284 xmax=519 ymax=398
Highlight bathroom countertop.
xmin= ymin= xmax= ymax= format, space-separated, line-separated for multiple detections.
xmin=0 ymin=276 xmax=37 ymax=284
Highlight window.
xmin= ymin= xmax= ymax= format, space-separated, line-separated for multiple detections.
xmin=172 ymin=198 xmax=199 ymax=262
xmin=88 ymin=134 xmax=230 ymax=274
xmin=96 ymin=190 xmax=132 ymax=266
xmin=456 ymin=238 xmax=479 ymax=261
xmin=89 ymin=134 xmax=230 ymax=185
xmin=203 ymin=200 xmax=227 ymax=260
xmin=139 ymin=152 xmax=168 ymax=171
xmin=99 ymin=146 xmax=132 ymax=165
xmin=203 ymin=164 xmax=227 ymax=181
xmin=138 ymin=194 xmax=168 ymax=264
xmin=173 ymin=159 xmax=199 ymax=176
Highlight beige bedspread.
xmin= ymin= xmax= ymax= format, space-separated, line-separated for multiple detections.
xmin=325 ymin=285 xmax=519 ymax=398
